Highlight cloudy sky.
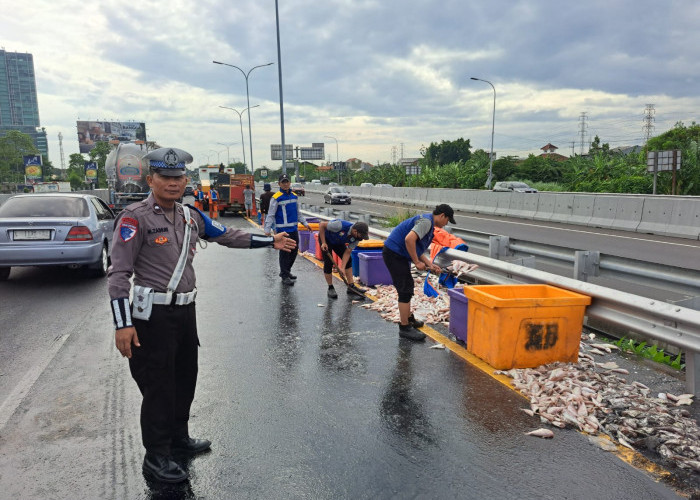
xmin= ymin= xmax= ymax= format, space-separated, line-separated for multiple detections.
xmin=3 ymin=0 xmax=699 ymax=170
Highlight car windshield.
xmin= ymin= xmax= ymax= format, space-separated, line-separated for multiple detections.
xmin=512 ymin=182 xmax=530 ymax=188
xmin=0 ymin=196 xmax=90 ymax=218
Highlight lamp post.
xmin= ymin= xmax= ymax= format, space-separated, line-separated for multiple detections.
xmin=213 ymin=60 xmax=273 ymax=174
xmin=219 ymin=105 xmax=260 ymax=173
xmin=324 ymin=135 xmax=339 ymax=182
xmin=470 ymin=77 xmax=496 ymax=189
xmin=216 ymin=142 xmax=238 ymax=166
xmin=209 ymin=149 xmax=225 ymax=164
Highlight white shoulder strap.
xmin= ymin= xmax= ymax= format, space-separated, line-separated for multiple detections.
xmin=166 ymin=205 xmax=192 ymax=295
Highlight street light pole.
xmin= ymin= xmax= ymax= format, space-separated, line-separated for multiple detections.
xmin=216 ymin=142 xmax=238 ymax=166
xmin=470 ymin=77 xmax=496 ymax=189
xmin=219 ymin=105 xmax=259 ymax=173
xmin=213 ymin=60 xmax=273 ymax=174
xmin=324 ymin=135 xmax=339 ymax=182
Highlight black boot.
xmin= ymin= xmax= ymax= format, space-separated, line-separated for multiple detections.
xmin=327 ymin=285 xmax=338 ymax=298
xmin=142 ymin=452 xmax=188 ymax=483
xmin=171 ymin=436 xmax=212 ymax=454
xmin=398 ymin=324 xmax=426 ymax=341
xmin=408 ymin=314 xmax=424 ymax=328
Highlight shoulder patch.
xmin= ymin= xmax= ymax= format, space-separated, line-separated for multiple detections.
xmin=120 ymin=217 xmax=138 ymax=242
xmin=272 ymin=191 xmax=283 ymax=199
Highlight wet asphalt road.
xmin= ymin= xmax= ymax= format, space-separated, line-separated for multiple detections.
xmin=0 ymin=217 xmax=691 ymax=499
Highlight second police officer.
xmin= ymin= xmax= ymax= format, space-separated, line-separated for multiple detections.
xmin=263 ymin=174 xmax=311 ymax=285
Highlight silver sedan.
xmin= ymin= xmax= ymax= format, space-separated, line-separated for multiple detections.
xmin=0 ymin=193 xmax=116 ymax=280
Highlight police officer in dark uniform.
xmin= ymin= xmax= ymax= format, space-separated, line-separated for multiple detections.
xmin=108 ymin=147 xmax=296 ymax=484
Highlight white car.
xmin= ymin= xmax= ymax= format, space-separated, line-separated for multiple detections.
xmin=360 ymin=182 xmax=374 ymax=188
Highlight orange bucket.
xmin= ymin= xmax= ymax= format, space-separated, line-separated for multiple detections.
xmin=463 ymin=284 xmax=591 ymax=369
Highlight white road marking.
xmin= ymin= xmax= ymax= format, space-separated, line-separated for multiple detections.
xmin=0 ymin=333 xmax=70 ymax=431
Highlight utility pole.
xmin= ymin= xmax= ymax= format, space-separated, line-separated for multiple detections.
xmin=643 ymin=104 xmax=655 ymax=144
xmin=578 ymin=112 xmax=588 ymax=155
xmin=570 ymin=141 xmax=576 ymax=157
xmin=58 ymin=132 xmax=66 ymax=171
xmin=391 ymin=146 xmax=397 ymax=164
xmin=400 ymin=142 xmax=405 ymax=161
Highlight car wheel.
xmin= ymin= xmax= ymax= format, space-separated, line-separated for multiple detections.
xmin=0 ymin=267 xmax=10 ymax=281
xmin=347 ymin=201 xmax=351 ymax=205
xmin=90 ymin=243 xmax=109 ymax=278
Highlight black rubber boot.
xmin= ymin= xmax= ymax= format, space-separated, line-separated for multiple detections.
xmin=408 ymin=314 xmax=424 ymax=328
xmin=398 ymin=324 xmax=426 ymax=341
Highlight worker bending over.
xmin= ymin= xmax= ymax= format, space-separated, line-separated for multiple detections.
xmin=319 ymin=219 xmax=369 ymax=298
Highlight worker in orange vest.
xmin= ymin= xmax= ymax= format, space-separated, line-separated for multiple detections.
xmin=209 ymin=187 xmax=219 ymax=219
xmin=193 ymin=184 xmax=204 ymax=211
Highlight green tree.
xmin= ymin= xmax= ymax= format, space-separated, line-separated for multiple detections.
xmin=67 ymin=153 xmax=88 ymax=190
xmin=0 ymin=130 xmax=39 ymax=184
xmin=423 ymin=138 xmax=472 ymax=166
xmin=646 ymin=122 xmax=700 ymax=195
xmin=88 ymin=141 xmax=112 ymax=188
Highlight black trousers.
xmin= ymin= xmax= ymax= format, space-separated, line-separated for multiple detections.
xmin=278 ymin=230 xmax=299 ymax=278
xmin=322 ymin=243 xmax=352 ymax=274
xmin=383 ymin=246 xmax=414 ymax=303
xmin=130 ymin=303 xmax=199 ymax=455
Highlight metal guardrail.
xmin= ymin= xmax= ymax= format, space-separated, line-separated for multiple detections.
xmin=302 ymin=203 xmax=700 ymax=299
xmin=301 ymin=207 xmax=700 ymax=396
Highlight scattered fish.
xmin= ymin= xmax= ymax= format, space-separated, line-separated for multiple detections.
xmin=526 ymin=428 xmax=555 ymax=439
xmin=317 ymin=304 xmax=325 ymax=307
xmin=430 ymin=343 xmax=446 ymax=350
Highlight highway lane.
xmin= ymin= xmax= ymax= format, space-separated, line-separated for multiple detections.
xmin=0 ymin=217 xmax=695 ymax=498
xmin=302 ymin=189 xmax=700 ymax=271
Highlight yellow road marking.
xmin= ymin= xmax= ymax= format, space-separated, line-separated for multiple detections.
xmin=244 ymin=217 xmax=678 ymax=490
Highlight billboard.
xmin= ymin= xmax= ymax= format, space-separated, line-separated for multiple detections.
xmin=85 ymin=161 xmax=98 ymax=181
xmin=76 ymin=121 xmax=147 ymax=153
xmin=23 ymin=155 xmax=42 ymax=182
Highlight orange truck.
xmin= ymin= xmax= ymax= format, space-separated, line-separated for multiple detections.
xmin=213 ymin=173 xmax=257 ymax=216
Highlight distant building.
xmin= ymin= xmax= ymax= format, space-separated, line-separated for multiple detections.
xmin=538 ymin=143 xmax=568 ymax=162
xmin=0 ymin=49 xmax=48 ymax=158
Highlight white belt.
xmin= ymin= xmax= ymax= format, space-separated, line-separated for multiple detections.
xmin=152 ymin=288 xmax=197 ymax=306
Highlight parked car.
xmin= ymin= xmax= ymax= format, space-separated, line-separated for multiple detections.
xmin=324 ymin=187 xmax=352 ymax=205
xmin=360 ymin=182 xmax=374 ymax=188
xmin=0 ymin=193 xmax=116 ymax=280
xmin=291 ymin=183 xmax=305 ymax=196
xmin=492 ymin=181 xmax=538 ymax=193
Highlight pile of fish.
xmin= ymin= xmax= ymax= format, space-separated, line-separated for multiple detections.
xmin=497 ymin=338 xmax=700 ymax=472
xmin=363 ymin=278 xmax=451 ymax=325
xmin=360 ymin=259 xmax=476 ymax=325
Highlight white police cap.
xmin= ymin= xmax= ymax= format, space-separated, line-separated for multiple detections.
xmin=143 ymin=147 xmax=193 ymax=176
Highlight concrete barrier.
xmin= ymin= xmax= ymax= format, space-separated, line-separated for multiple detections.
xmin=588 ymin=195 xmax=619 ymax=228
xmin=494 ymin=192 xmax=512 ymax=216
xmin=610 ymin=196 xmax=644 ymax=232
xmin=549 ymin=193 xmax=575 ymax=224
xmin=533 ymin=193 xmax=557 ymax=221
xmin=472 ymin=190 xmax=498 ymax=214
xmin=569 ymin=194 xmax=595 ymax=225
xmin=637 ymin=197 xmax=673 ymax=236
xmin=664 ymin=198 xmax=700 ymax=239
xmin=506 ymin=192 xmax=536 ymax=219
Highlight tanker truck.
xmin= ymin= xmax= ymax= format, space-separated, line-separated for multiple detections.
xmin=104 ymin=142 xmax=150 ymax=213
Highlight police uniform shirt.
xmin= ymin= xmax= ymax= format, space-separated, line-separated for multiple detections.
xmin=108 ymin=193 xmax=260 ymax=300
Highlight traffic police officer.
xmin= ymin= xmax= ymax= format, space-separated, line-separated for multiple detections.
xmin=209 ymin=186 xmax=219 ymax=219
xmin=108 ymin=147 xmax=296 ymax=483
xmin=263 ymin=174 xmax=310 ymax=285
xmin=318 ymin=219 xmax=369 ymax=298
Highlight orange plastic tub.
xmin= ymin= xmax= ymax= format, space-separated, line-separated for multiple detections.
xmin=357 ymin=239 xmax=384 ymax=249
xmin=298 ymin=222 xmax=320 ymax=231
xmin=463 ymin=284 xmax=591 ymax=369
